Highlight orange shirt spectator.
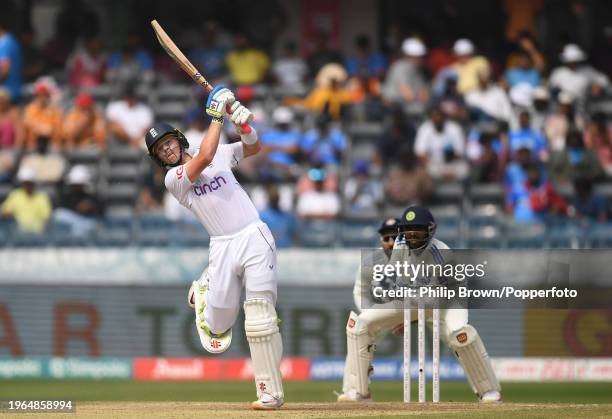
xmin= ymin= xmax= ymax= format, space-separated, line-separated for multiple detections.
xmin=22 ymin=81 xmax=63 ymax=151
xmin=63 ymin=93 xmax=106 ymax=150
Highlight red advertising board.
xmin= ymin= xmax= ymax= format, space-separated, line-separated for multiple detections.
xmin=133 ymin=357 xmax=311 ymax=381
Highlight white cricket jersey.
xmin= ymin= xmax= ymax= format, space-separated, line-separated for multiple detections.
xmin=164 ymin=142 xmax=260 ymax=236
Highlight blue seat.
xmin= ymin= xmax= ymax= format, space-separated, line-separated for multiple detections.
xmin=0 ymin=219 xmax=14 ymax=246
xmin=136 ymin=215 xmax=176 ymax=246
xmin=49 ymin=220 xmax=93 ymax=247
xmin=11 ymin=231 xmax=48 ymax=247
xmin=585 ymin=223 xmax=612 ymax=248
xmin=95 ymin=218 xmax=133 ymax=246
xmin=170 ymin=221 xmax=209 ymax=247
xmin=297 ymin=220 xmax=338 ymax=247
xmin=465 ymin=226 xmax=502 ymax=249
xmin=339 ymin=221 xmax=378 ymax=247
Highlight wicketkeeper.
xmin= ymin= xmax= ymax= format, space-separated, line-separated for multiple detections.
xmin=338 ymin=206 xmax=502 ymax=403
xmin=144 ymin=86 xmax=284 ymax=410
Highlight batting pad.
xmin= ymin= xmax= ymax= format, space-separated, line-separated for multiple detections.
xmin=343 ymin=311 xmax=374 ymax=397
xmin=244 ymin=298 xmax=284 ymax=399
xmin=449 ymin=324 xmax=501 ymax=396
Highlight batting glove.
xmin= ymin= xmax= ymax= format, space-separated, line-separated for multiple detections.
xmin=228 ymin=101 xmax=254 ymax=125
xmin=206 ymin=84 xmax=235 ymax=120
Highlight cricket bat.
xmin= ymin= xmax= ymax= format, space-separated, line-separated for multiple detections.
xmin=150 ymin=19 xmax=252 ymax=133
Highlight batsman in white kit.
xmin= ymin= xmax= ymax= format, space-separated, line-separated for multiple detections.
xmin=338 ymin=206 xmax=502 ymax=403
xmin=144 ymin=85 xmax=284 ymax=410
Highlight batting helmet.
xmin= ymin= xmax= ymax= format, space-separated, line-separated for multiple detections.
xmin=378 ymin=217 xmax=400 ymax=235
xmin=398 ymin=206 xmax=437 ymax=251
xmin=145 ymin=122 xmax=189 ymax=169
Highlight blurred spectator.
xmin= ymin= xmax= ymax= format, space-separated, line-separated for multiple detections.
xmin=296 ymin=167 xmax=340 ymax=220
xmin=509 ymin=110 xmax=548 ymax=162
xmin=300 ymin=114 xmax=347 ymax=166
xmin=22 ymin=80 xmax=63 ymax=152
xmin=343 ymin=160 xmax=383 ymax=213
xmin=414 ymin=107 xmax=467 ymax=180
xmin=271 ymin=41 xmax=307 ymax=91
xmin=307 ymin=32 xmax=343 ymax=78
xmin=42 ymin=0 xmax=100 ymax=72
xmin=531 ymin=87 xmax=551 ymax=133
xmin=136 ymin=163 xmax=166 ymax=216
xmin=451 ymin=39 xmax=491 ymax=95
xmin=106 ymin=82 xmax=153 ymax=148
xmin=19 ymin=27 xmax=45 ymax=83
xmin=259 ymin=186 xmax=295 ymax=247
xmin=381 ymin=37 xmax=429 ymax=108
xmin=377 ymin=109 xmax=416 ymax=167
xmin=0 ymin=19 xmax=22 ymax=102
xmin=504 ymin=49 xmax=541 ymax=89
xmin=505 ymin=32 xmax=546 ymax=74
xmin=66 ymin=35 xmax=107 ymax=89
xmin=544 ymin=93 xmax=581 ymax=151
xmin=469 ymin=131 xmax=503 ymax=182
xmin=0 ymin=167 xmax=51 ymax=233
xmin=301 ymin=64 xmax=352 ymax=120
xmin=0 ymin=87 xmax=18 ymax=182
xmin=226 ymin=33 xmax=269 ymax=86
xmin=0 ymin=87 xmax=22 ymax=149
xmin=384 ymin=149 xmax=432 ymax=205
xmin=465 ymin=69 xmax=513 ymax=124
xmin=434 ymin=73 xmax=468 ymax=122
xmin=425 ymin=38 xmax=454 ymax=76
xmin=189 ymin=22 xmax=228 ymax=83
xmin=549 ymin=44 xmax=609 ymax=103
xmin=53 ymin=165 xmax=101 ymax=237
xmin=107 ymin=32 xmax=154 ymax=87
xmin=570 ymin=177 xmax=609 ymax=222
xmin=259 ymin=107 xmax=300 ymax=181
xmin=63 ymin=93 xmax=107 ymax=151
xmin=584 ymin=112 xmax=612 ymax=176
xmin=505 ymin=147 xmax=537 ymax=189
xmin=548 ymin=130 xmax=602 ymax=185
xmin=345 ymin=34 xmax=386 ymax=80
xmin=506 ymin=162 xmax=567 ymax=223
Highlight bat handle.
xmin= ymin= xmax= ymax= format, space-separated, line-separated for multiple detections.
xmin=225 ymin=104 xmax=252 ymax=134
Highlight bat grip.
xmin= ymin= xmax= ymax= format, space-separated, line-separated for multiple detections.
xmin=225 ymin=104 xmax=252 ymax=134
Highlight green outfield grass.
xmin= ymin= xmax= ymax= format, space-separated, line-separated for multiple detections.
xmin=1 ymin=380 xmax=611 ymax=404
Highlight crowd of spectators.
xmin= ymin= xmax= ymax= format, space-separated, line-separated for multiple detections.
xmin=1 ymin=3 xmax=612 ymax=247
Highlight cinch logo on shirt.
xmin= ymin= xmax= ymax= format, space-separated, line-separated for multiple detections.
xmin=193 ymin=176 xmax=227 ymax=196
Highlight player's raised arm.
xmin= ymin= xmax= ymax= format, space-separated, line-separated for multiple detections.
xmin=184 ymin=85 xmax=234 ymax=181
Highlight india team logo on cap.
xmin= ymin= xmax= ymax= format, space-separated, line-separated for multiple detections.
xmin=405 ymin=211 xmax=416 ymax=221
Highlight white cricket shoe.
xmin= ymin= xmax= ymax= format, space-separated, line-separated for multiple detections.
xmin=480 ymin=390 xmax=502 ymax=403
xmin=189 ymin=278 xmax=232 ymax=354
xmin=336 ymin=389 xmax=372 ymax=402
xmin=251 ymin=393 xmax=284 ymax=410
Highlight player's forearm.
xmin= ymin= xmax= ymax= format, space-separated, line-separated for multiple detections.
xmin=186 ymin=120 xmax=223 ymax=181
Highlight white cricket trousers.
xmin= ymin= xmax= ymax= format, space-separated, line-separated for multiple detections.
xmin=202 ymin=220 xmax=277 ymax=334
